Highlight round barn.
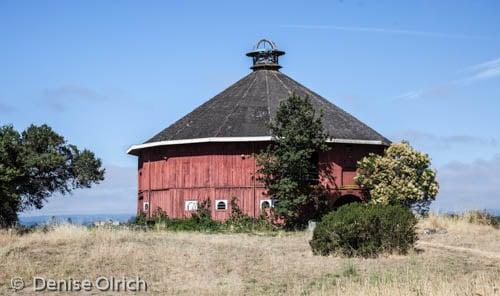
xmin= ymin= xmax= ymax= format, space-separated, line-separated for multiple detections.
xmin=127 ymin=39 xmax=390 ymax=220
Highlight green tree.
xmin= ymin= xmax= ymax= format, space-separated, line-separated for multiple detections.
xmin=0 ymin=124 xmax=105 ymax=227
xmin=257 ymin=94 xmax=329 ymax=228
xmin=354 ymin=141 xmax=439 ymax=215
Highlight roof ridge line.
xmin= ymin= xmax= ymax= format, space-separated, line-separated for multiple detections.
xmin=271 ymin=71 xmax=291 ymax=92
xmin=264 ymin=71 xmax=272 ymax=129
xmin=277 ymin=72 xmax=390 ymax=143
xmin=214 ymin=73 xmax=258 ymax=137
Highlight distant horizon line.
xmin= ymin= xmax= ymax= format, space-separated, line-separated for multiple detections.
xmin=19 ymin=212 xmax=136 ymax=218
xmin=19 ymin=208 xmax=500 ymax=218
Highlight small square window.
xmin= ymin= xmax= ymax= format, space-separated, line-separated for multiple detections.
xmin=216 ymin=200 xmax=228 ymax=210
xmin=185 ymin=200 xmax=198 ymax=211
xmin=143 ymin=202 xmax=150 ymax=212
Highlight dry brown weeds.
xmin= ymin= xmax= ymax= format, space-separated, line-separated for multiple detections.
xmin=0 ymin=216 xmax=499 ymax=295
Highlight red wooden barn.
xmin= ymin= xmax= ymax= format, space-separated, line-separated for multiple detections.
xmin=127 ymin=39 xmax=389 ymax=220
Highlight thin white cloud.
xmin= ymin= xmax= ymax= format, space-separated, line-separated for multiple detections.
xmin=394 ymin=90 xmax=425 ymax=101
xmin=284 ymin=24 xmax=500 ymax=101
xmin=395 ymin=57 xmax=500 ymax=101
xmin=281 ymin=25 xmax=500 ymax=41
xmin=0 ymin=102 xmax=15 ymax=113
xmin=463 ymin=57 xmax=500 ymax=82
xmin=42 ymin=85 xmax=107 ymax=111
xmin=394 ymin=83 xmax=456 ymax=101
xmin=391 ymin=130 xmax=498 ymax=149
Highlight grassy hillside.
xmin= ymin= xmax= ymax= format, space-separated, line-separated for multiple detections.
xmin=1 ymin=215 xmax=499 ymax=295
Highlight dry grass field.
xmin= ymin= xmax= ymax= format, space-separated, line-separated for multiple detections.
xmin=0 ymin=215 xmax=499 ymax=295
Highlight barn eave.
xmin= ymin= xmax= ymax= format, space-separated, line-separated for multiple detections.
xmin=126 ymin=137 xmax=387 ymax=155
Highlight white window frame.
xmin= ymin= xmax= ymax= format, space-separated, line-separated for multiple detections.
xmin=185 ymin=200 xmax=198 ymax=211
xmin=143 ymin=201 xmax=150 ymax=212
xmin=215 ymin=199 xmax=228 ymax=211
xmin=260 ymin=199 xmax=273 ymax=210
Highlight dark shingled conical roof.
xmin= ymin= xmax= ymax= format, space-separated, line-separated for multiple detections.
xmin=128 ymin=39 xmax=389 ymax=154
xmin=146 ymin=69 xmax=389 ymax=144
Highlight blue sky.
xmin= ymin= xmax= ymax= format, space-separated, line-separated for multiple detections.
xmin=1 ymin=0 xmax=499 ymax=215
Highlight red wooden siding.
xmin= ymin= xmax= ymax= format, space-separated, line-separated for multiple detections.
xmin=137 ymin=142 xmax=384 ymax=220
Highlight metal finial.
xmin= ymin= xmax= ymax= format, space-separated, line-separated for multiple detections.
xmin=246 ymin=39 xmax=285 ymax=71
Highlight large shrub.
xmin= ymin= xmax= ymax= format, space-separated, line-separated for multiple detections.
xmin=310 ymin=203 xmax=417 ymax=257
xmin=355 ymin=141 xmax=439 ymax=215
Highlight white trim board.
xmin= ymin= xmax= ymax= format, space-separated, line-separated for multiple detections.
xmin=127 ymin=136 xmax=385 ymax=154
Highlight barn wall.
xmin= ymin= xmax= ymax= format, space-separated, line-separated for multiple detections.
xmin=137 ymin=142 xmax=385 ymax=219
xmin=319 ymin=144 xmax=385 ymax=191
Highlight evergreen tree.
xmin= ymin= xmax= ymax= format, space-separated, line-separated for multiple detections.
xmin=257 ymin=94 xmax=329 ymax=228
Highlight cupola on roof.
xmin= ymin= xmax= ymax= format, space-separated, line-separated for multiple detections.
xmin=127 ymin=39 xmax=389 ymax=155
xmin=246 ymin=39 xmax=285 ymax=71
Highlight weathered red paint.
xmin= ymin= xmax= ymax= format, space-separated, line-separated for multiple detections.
xmin=136 ymin=142 xmax=384 ymax=220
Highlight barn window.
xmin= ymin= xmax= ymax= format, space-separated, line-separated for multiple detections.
xmin=143 ymin=202 xmax=150 ymax=212
xmin=260 ymin=199 xmax=273 ymax=209
xmin=185 ymin=200 xmax=198 ymax=211
xmin=216 ymin=200 xmax=228 ymax=210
